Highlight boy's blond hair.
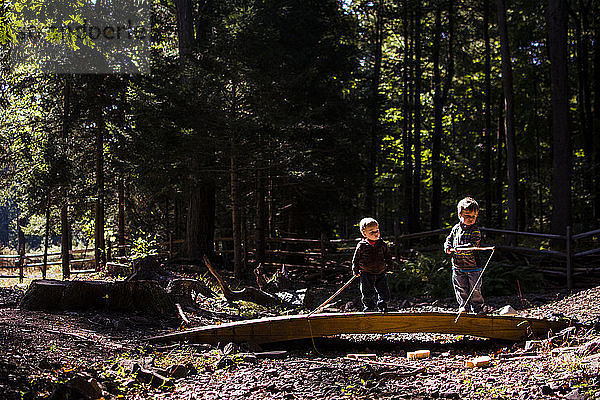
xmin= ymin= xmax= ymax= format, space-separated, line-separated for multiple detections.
xmin=457 ymin=197 xmax=479 ymax=213
xmin=359 ymin=217 xmax=379 ymax=232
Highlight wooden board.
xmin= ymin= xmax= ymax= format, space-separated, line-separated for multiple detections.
xmin=148 ymin=311 xmax=571 ymax=344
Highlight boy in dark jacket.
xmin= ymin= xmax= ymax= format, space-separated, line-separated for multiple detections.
xmin=444 ymin=197 xmax=485 ymax=314
xmin=352 ymin=218 xmax=392 ymax=312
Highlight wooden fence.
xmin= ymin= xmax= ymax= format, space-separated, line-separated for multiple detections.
xmin=0 ymin=248 xmax=96 ymax=282
xmin=1 ymin=226 xmax=599 ymax=289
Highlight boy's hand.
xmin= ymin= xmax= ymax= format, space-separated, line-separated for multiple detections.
xmin=352 ymin=266 xmax=361 ymax=276
xmin=445 ymin=248 xmax=454 ymax=254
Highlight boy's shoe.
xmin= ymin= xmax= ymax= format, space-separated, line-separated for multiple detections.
xmin=474 ymin=305 xmax=491 ymax=315
xmin=378 ymin=304 xmax=388 ymax=313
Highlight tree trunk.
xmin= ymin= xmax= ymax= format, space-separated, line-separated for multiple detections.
xmin=547 ymin=0 xmax=571 ymax=236
xmin=402 ymin=0 xmax=413 ymax=233
xmin=42 ymin=195 xmax=50 ymax=279
xmin=0 ymin=206 xmax=7 ymax=246
xmin=594 ymin=16 xmax=600 ymax=223
xmin=94 ymin=77 xmax=106 ymax=271
xmin=175 ymin=0 xmax=194 ymax=58
xmin=431 ymin=0 xmax=454 ymax=229
xmin=61 ymin=76 xmax=71 ymax=280
xmin=17 ymin=216 xmax=25 ymax=284
xmin=231 ymin=140 xmax=243 ymax=278
xmin=412 ymin=0 xmax=422 ymax=232
xmin=255 ymin=151 xmax=266 ymax=265
xmin=573 ymin=1 xmax=593 ymax=226
xmin=366 ymin=3 xmax=383 ymax=215
xmin=186 ymin=182 xmax=216 ymax=261
xmin=496 ymin=0 xmax=518 ymax=239
xmin=176 ymin=0 xmax=217 ymax=262
xmin=118 ymin=177 xmax=126 ymax=257
xmin=496 ymin=96 xmax=505 ymax=228
xmin=483 ymin=0 xmax=492 ymax=226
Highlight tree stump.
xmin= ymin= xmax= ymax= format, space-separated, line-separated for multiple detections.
xmin=19 ymin=280 xmax=69 ymax=310
xmin=108 ymin=280 xmax=175 ymax=316
xmin=126 ymin=256 xmax=167 ymax=283
xmin=20 ymin=279 xmax=176 ymax=316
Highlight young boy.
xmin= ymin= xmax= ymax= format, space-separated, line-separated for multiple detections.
xmin=444 ymin=197 xmax=486 ymax=314
xmin=352 ymin=218 xmax=392 ymax=312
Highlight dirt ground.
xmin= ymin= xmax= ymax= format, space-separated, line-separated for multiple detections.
xmin=1 ymin=282 xmax=600 ymax=400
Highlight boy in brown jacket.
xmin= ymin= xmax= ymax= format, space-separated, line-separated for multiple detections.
xmin=352 ymin=218 xmax=392 ymax=312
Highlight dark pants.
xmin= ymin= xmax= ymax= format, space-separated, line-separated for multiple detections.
xmin=452 ymin=269 xmax=484 ymax=312
xmin=359 ymin=272 xmax=390 ymax=311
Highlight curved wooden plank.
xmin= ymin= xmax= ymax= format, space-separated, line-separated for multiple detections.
xmin=148 ymin=312 xmax=571 ymax=344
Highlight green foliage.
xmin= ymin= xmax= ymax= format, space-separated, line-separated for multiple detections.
xmin=483 ymin=262 xmax=546 ymax=296
xmin=130 ymin=233 xmax=158 ymax=260
xmin=390 ymin=252 xmax=548 ymax=300
xmin=389 ymin=253 xmax=453 ymax=299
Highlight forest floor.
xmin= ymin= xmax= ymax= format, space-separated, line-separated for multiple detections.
xmin=1 ymin=274 xmax=600 ymax=400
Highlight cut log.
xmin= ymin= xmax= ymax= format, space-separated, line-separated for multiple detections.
xmin=20 ymin=280 xmax=108 ymax=310
xmin=20 ymin=279 xmax=176 ymax=316
xmin=203 ymin=255 xmax=289 ymax=308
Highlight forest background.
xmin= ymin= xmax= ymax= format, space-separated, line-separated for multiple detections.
xmin=0 ymin=0 xmax=597 ymax=281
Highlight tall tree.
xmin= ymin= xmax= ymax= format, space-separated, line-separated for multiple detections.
xmin=93 ymin=75 xmax=106 ymax=271
xmin=366 ymin=2 xmax=384 ymax=215
xmin=431 ymin=0 xmax=455 ymax=229
xmin=483 ymin=0 xmax=493 ymax=227
xmin=496 ymin=0 xmax=518 ymax=236
xmin=411 ymin=0 xmax=422 ymax=232
xmin=175 ymin=0 xmax=218 ymax=261
xmin=547 ymin=0 xmax=571 ymax=235
xmin=61 ymin=76 xmax=72 ymax=279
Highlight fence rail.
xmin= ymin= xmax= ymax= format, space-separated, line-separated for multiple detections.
xmin=1 ymin=225 xmax=599 ymax=289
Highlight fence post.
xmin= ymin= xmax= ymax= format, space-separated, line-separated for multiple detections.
xmin=566 ymin=226 xmax=572 ymax=291
xmin=320 ymin=233 xmax=329 ymax=280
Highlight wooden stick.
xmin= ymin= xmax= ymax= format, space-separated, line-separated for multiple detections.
xmin=176 ymin=303 xmax=190 ymax=325
xmin=455 ymin=247 xmax=496 ymax=323
xmin=308 ymin=274 xmax=358 ymax=316
xmin=451 ymin=246 xmax=495 ymax=252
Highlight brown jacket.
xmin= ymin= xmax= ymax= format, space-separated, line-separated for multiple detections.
xmin=352 ymin=239 xmax=392 ymax=274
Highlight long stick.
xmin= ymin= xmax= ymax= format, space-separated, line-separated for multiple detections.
xmin=452 ymin=246 xmax=495 ymax=251
xmin=308 ymin=274 xmax=358 ymax=317
xmin=454 ymin=247 xmax=495 ymax=323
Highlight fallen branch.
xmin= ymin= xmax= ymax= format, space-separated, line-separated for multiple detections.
xmin=203 ymin=255 xmax=290 ymax=308
xmin=175 ymin=303 xmax=190 ymax=325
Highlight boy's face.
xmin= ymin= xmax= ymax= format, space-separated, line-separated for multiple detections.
xmin=362 ymin=224 xmax=380 ymax=241
xmin=459 ymin=209 xmax=478 ymax=226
